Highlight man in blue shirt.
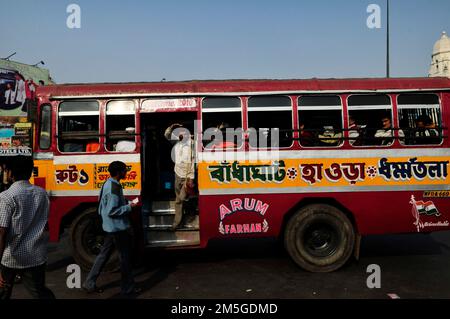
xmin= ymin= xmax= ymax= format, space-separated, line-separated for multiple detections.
xmin=82 ymin=161 xmax=139 ymax=295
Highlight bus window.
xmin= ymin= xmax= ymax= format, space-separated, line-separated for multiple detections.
xmin=397 ymin=94 xmax=442 ymax=146
xmin=347 ymin=94 xmax=393 ymax=147
xmin=105 ymin=100 xmax=136 ymax=152
xmin=202 ymin=97 xmax=243 ymax=149
xmin=248 ymin=96 xmax=293 ymax=148
xmin=39 ymin=104 xmax=52 ymax=150
xmin=58 ymin=100 xmax=100 ymax=153
xmin=298 ymin=95 xmax=343 ymax=147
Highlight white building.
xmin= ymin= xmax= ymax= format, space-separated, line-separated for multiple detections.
xmin=429 ymin=31 xmax=450 ymax=78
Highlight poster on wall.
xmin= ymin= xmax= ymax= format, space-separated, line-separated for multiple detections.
xmin=0 ymin=117 xmax=32 ymax=156
xmin=0 ymin=68 xmax=37 ymax=117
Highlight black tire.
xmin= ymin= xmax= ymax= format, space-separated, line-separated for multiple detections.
xmin=69 ymin=207 xmax=120 ymax=272
xmin=284 ymin=204 xmax=355 ymax=273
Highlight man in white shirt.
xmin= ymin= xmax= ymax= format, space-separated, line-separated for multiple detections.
xmin=164 ymin=124 xmax=195 ymax=230
xmin=374 ymin=116 xmax=404 ymax=146
xmin=3 ymin=83 xmax=17 ymax=108
xmin=13 ymin=73 xmax=26 ymax=106
xmin=115 ymin=140 xmax=136 ymax=152
xmin=115 ymin=127 xmax=136 ymax=152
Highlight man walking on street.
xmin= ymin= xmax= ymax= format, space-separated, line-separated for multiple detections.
xmin=82 ymin=161 xmax=140 ymax=296
xmin=0 ymin=156 xmax=55 ymax=299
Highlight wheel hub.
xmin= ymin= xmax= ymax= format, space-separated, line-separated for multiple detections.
xmin=303 ymin=222 xmax=338 ymax=258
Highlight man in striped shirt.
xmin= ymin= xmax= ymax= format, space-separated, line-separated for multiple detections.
xmin=0 ymin=156 xmax=55 ymax=299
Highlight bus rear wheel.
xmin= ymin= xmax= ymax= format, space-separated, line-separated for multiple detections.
xmin=284 ymin=204 xmax=355 ymax=273
xmin=69 ymin=207 xmax=120 ymax=272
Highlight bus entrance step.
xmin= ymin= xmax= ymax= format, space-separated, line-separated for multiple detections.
xmin=145 ymin=230 xmax=200 ymax=247
xmin=146 ymin=225 xmax=200 ymax=231
xmin=147 ymin=215 xmax=199 ymax=230
xmin=147 ymin=214 xmax=175 ymax=228
xmin=148 ymin=201 xmax=176 ymax=216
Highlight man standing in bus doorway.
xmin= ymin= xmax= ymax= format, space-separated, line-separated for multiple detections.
xmin=82 ymin=161 xmax=140 ymax=296
xmin=0 ymin=156 xmax=55 ymax=299
xmin=164 ymin=123 xmax=196 ymax=230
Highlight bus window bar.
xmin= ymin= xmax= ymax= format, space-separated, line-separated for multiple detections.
xmin=57 ymin=131 xmax=101 ymax=138
xmin=210 ymin=127 xmax=448 ymax=135
xmin=244 ymin=127 xmax=447 ymax=138
xmin=290 ymin=136 xmax=449 ymax=142
xmin=57 ymin=132 xmax=139 ymax=139
xmin=292 ymin=126 xmax=448 ymax=133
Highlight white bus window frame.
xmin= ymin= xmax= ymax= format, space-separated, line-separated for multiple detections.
xmin=105 ymin=100 xmax=137 ymax=153
xmin=57 ymin=101 xmax=100 ymax=154
xmin=247 ymin=96 xmax=294 ymax=150
xmin=297 ymin=95 xmax=344 ymax=148
xmin=39 ymin=104 xmax=52 ymax=150
xmin=201 ymin=97 xmax=244 ymax=150
xmin=347 ymin=94 xmax=394 ymax=148
xmin=397 ymin=93 xmax=443 ymax=147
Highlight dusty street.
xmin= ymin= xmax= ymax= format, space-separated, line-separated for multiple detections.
xmin=10 ymin=231 xmax=450 ymax=299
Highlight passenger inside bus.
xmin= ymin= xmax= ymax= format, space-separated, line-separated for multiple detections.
xmin=105 ymin=109 xmax=136 ymax=152
xmin=414 ymin=115 xmax=440 ymax=145
xmin=298 ymin=107 xmax=343 ymax=147
xmin=298 ymin=121 xmax=317 ymax=147
xmin=318 ymin=126 xmax=343 ymax=146
xmin=115 ymin=127 xmax=136 ymax=152
xmin=348 ymin=116 xmax=360 ymax=145
xmin=58 ymin=107 xmax=100 ymax=153
xmin=86 ymin=140 xmax=100 ymax=152
xmin=209 ymin=122 xmax=237 ymax=150
xmin=374 ymin=115 xmax=404 ymax=146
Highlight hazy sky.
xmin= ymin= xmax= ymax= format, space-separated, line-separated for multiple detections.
xmin=1 ymin=0 xmax=449 ymax=83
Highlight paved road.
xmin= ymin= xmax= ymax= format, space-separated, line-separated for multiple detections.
xmin=10 ymin=231 xmax=450 ymax=299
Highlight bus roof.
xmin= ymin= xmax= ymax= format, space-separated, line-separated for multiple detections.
xmin=38 ymin=77 xmax=450 ymax=99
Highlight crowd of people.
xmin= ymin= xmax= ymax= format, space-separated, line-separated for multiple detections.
xmin=0 ymin=157 xmax=145 ymax=299
xmin=299 ymin=113 xmax=440 ymax=147
xmin=355 ymin=114 xmax=439 ymax=146
xmin=0 ymin=122 xmax=201 ymax=299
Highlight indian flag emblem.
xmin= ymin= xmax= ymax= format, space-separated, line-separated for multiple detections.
xmin=410 ymin=195 xmax=441 ymax=232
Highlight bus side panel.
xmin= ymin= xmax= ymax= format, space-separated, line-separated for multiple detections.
xmin=335 ymin=191 xmax=450 ymax=235
xmin=199 ymin=191 xmax=450 ymax=243
xmin=443 ymin=92 xmax=450 ymax=148
xmin=48 ymin=196 xmax=97 ymax=242
xmin=199 ymin=194 xmax=300 ymax=245
xmin=32 ymin=156 xmax=142 ymax=242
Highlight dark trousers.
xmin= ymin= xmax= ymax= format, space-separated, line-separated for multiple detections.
xmin=83 ymin=230 xmax=135 ymax=294
xmin=0 ymin=263 xmax=55 ymax=299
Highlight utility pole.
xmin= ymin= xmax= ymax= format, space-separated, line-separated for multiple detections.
xmin=386 ymin=0 xmax=390 ymax=78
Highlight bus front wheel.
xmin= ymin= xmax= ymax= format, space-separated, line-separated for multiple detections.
xmin=69 ymin=207 xmax=120 ymax=272
xmin=284 ymin=204 xmax=355 ymax=273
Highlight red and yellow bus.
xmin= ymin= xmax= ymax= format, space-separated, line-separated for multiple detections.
xmin=31 ymin=77 xmax=450 ymax=272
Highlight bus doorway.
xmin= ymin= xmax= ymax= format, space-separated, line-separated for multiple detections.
xmin=140 ymin=112 xmax=200 ymax=248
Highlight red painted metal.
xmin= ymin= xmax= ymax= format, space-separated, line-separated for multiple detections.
xmin=199 ymin=191 xmax=450 ymax=246
xmin=34 ymin=78 xmax=450 ymax=248
xmin=37 ymin=78 xmax=450 ymax=98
